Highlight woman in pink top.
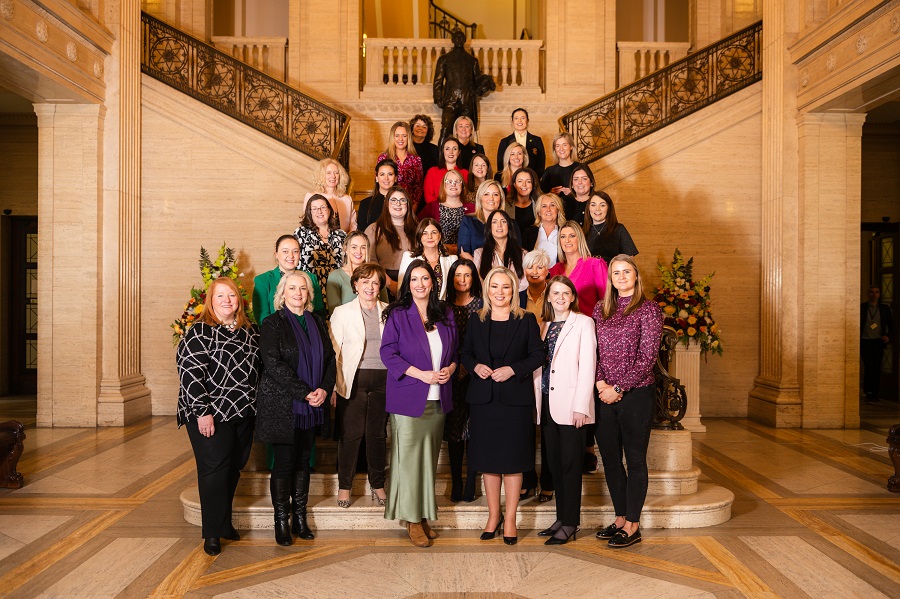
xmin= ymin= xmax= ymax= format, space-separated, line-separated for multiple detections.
xmin=548 ymin=221 xmax=608 ymax=316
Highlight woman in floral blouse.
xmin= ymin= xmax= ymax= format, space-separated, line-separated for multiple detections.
xmin=295 ymin=194 xmax=346 ymax=313
xmin=377 ymin=121 xmax=424 ymax=212
xmin=592 ymin=254 xmax=663 ymax=549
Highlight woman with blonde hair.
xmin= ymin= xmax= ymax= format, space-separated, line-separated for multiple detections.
xmin=177 ymin=276 xmax=260 ymax=556
xmin=458 ymin=179 xmax=505 ymax=261
xmin=256 ymin=270 xmax=336 ymax=545
xmin=461 ymin=266 xmax=545 ymax=545
xmin=326 ymin=231 xmax=387 ymax=313
xmin=540 ymin=132 xmax=581 ymax=205
xmin=377 ymin=121 xmax=424 ymax=212
xmin=453 ymin=115 xmax=485 ymax=170
xmin=522 ymin=193 xmax=566 ymax=266
xmin=494 ymin=141 xmax=529 ymax=196
xmin=548 ymin=221 xmax=607 ymax=316
xmin=593 ymin=255 xmax=663 ymax=548
xmin=303 ymin=158 xmax=356 ymax=232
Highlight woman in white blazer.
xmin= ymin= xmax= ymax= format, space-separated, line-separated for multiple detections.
xmin=329 ymin=263 xmax=389 ymax=509
xmin=397 ymin=218 xmax=458 ymax=300
xmin=532 ymin=275 xmax=597 ymax=545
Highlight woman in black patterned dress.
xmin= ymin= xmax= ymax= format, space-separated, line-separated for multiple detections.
xmin=295 ymin=194 xmax=347 ymax=312
xmin=176 ymin=276 xmax=260 ymax=557
xmin=444 ymin=258 xmax=483 ymax=502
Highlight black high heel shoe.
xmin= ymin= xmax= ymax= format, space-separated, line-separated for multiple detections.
xmin=544 ymin=527 xmax=579 ymax=545
xmin=519 ymin=487 xmax=536 ymax=501
xmin=537 ymin=520 xmax=562 ymax=537
xmin=480 ymin=515 xmax=504 ymax=540
xmin=537 ymin=490 xmax=554 ymax=503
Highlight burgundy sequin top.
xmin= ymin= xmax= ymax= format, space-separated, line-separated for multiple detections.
xmin=592 ymin=296 xmax=663 ymax=392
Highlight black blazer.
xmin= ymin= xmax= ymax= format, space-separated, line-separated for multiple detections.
xmin=461 ymin=311 xmax=545 ymax=406
xmin=256 ymin=310 xmax=336 ymax=444
xmin=496 ymin=133 xmax=546 ymax=178
xmin=356 ymin=192 xmax=385 ymax=234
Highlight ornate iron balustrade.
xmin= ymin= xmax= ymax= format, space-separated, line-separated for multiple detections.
xmin=429 ymin=0 xmax=477 ymax=39
xmin=653 ymin=327 xmax=688 ymax=430
xmin=560 ymin=20 xmax=761 ymax=164
xmin=141 ymin=12 xmax=350 ymax=167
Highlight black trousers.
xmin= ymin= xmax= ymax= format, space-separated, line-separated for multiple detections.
xmin=861 ymin=339 xmax=884 ymax=397
xmin=186 ymin=416 xmax=254 ymax=538
xmin=541 ymin=394 xmax=585 ymax=526
xmin=271 ymin=427 xmax=316 ymax=479
xmin=596 ymin=384 xmax=655 ymax=522
xmin=336 ymin=369 xmax=388 ymax=489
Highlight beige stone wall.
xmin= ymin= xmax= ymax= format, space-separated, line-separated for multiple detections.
xmin=141 ymin=77 xmax=319 ymax=414
xmin=861 ymin=123 xmax=900 ymax=224
xmin=595 ymin=84 xmax=763 ymax=417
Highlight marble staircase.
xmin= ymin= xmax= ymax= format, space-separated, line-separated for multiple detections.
xmin=180 ymin=430 xmax=734 ymax=531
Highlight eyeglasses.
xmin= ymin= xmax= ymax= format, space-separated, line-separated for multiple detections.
xmin=310 ymin=206 xmax=330 ymax=213
xmin=389 ymin=197 xmax=409 ymax=205
xmin=445 ymin=180 xmax=462 ymax=187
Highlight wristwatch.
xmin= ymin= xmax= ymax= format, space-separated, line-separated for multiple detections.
xmin=613 ymin=384 xmax=623 ymax=395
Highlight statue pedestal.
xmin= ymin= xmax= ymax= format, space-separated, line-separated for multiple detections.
xmin=672 ymin=340 xmax=706 ymax=432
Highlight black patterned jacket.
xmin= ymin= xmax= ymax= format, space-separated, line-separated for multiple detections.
xmin=176 ymin=322 xmax=260 ymax=425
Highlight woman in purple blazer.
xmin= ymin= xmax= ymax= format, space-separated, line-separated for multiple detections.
xmin=380 ymin=259 xmax=458 ymax=547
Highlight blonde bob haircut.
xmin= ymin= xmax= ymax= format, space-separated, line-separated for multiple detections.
xmin=478 ymin=266 xmax=526 ymax=321
xmin=273 ymin=270 xmax=315 ymax=313
xmin=312 ymin=158 xmax=350 ymax=197
xmin=197 ymin=277 xmax=253 ymax=329
xmin=534 ymin=193 xmax=566 ymax=228
xmin=453 ymin=115 xmax=478 ymax=143
xmin=474 ymin=179 xmax=506 ymax=222
xmin=556 ymin=220 xmax=591 ymax=265
xmin=599 ymin=254 xmax=646 ymax=319
xmin=550 ymin=132 xmax=578 ymax=164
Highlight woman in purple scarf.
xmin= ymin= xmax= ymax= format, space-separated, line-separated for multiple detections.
xmin=257 ymin=271 xmax=336 ymax=546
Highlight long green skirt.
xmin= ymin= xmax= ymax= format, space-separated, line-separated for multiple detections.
xmin=384 ymin=401 xmax=444 ymax=523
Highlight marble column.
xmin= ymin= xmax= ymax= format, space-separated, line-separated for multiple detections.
xmin=673 ymin=341 xmax=705 ymax=432
xmin=98 ymin=0 xmax=152 ymax=426
xmin=747 ymin=0 xmax=802 ymax=427
xmin=796 ymin=112 xmax=864 ymax=429
xmin=34 ymin=104 xmax=104 ymax=427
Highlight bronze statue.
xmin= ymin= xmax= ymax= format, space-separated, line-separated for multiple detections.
xmin=433 ymin=28 xmax=495 ymax=143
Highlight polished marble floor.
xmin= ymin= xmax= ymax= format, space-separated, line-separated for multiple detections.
xmin=0 ymin=396 xmax=898 ymax=598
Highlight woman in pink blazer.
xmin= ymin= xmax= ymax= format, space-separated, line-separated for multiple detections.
xmin=532 ymin=275 xmax=597 ymax=545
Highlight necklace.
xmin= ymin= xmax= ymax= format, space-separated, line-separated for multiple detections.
xmin=222 ymin=318 xmax=237 ymax=331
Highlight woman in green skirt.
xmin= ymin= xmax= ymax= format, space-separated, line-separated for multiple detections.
xmin=380 ymin=260 xmax=458 ymax=547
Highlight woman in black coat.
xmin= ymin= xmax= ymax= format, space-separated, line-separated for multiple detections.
xmin=462 ymin=266 xmax=545 ymax=545
xmin=257 ymin=270 xmax=337 ymax=546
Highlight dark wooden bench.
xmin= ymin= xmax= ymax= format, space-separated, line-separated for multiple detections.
xmin=0 ymin=420 xmax=25 ymax=489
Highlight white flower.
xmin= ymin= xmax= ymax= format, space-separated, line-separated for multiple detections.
xmin=679 ymin=309 xmax=689 ymax=319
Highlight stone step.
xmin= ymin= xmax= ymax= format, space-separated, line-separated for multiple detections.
xmin=236 ymin=466 xmax=702 ymax=497
xmin=180 ymin=483 xmax=733 ymax=530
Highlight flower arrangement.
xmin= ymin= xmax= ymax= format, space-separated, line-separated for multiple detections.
xmin=653 ymin=249 xmax=723 ymax=356
xmin=171 ymin=244 xmax=254 ymax=345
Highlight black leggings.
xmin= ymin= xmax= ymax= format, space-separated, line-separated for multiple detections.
xmin=271 ymin=427 xmax=316 ymax=479
xmin=595 ymin=385 xmax=655 ymax=522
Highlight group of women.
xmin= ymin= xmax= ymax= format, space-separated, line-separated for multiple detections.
xmin=175 ymin=111 xmax=660 ymax=556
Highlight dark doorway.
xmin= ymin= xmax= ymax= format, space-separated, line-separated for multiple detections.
xmin=861 ymin=222 xmax=898 ymax=402
xmin=7 ymin=216 xmax=37 ymax=395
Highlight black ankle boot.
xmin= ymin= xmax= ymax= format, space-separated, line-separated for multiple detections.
xmin=270 ymin=477 xmax=293 ymax=546
xmin=292 ymin=470 xmax=315 ymax=540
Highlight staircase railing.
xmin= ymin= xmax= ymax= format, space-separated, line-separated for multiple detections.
xmin=560 ymin=21 xmax=761 ymax=164
xmin=429 ymin=1 xmax=477 ymax=39
xmin=141 ymin=12 xmax=350 ymax=167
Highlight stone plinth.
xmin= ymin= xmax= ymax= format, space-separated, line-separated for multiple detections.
xmin=672 ymin=341 xmax=706 ymax=432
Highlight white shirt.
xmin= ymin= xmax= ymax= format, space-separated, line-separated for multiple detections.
xmin=426 ymin=328 xmax=443 ymax=400
xmin=514 ymin=131 xmax=528 ymax=148
xmin=536 ymin=226 xmax=559 ymax=267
